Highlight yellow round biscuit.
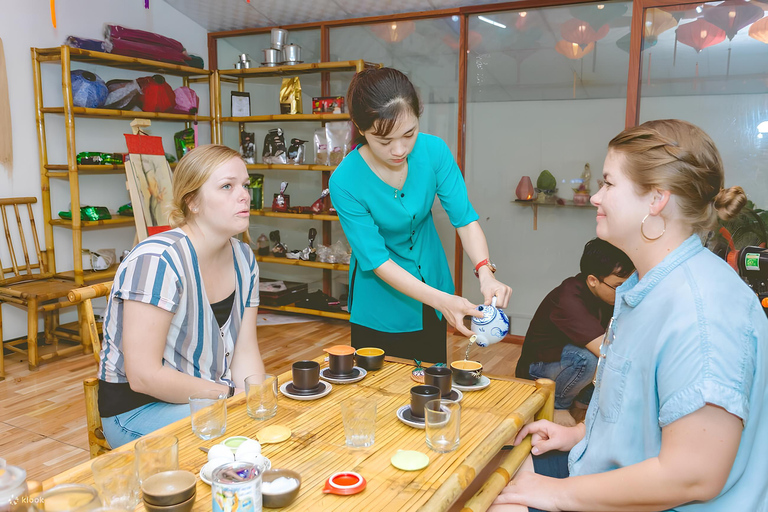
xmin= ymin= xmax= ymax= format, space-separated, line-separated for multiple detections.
xmin=391 ymin=450 xmax=429 ymax=471
xmin=256 ymin=425 xmax=291 ymax=444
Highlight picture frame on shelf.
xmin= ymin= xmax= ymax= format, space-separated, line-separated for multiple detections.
xmin=231 ymin=91 xmax=251 ymax=117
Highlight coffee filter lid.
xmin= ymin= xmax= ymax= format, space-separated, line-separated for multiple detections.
xmin=324 ymin=345 xmax=355 ymax=356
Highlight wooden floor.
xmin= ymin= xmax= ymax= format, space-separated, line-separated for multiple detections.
xmin=0 ymin=316 xmax=522 ymax=483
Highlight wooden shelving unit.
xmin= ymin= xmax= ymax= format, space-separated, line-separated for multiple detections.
xmin=215 ymin=59 xmax=377 ymax=319
xmin=32 ymin=45 xmax=214 ymax=285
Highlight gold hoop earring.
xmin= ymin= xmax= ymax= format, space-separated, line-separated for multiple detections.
xmin=641 ymin=214 xmax=665 ymax=241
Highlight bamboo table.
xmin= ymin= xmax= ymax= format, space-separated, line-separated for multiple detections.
xmin=43 ymin=358 xmax=553 ymax=512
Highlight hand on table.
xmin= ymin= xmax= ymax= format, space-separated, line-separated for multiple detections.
xmin=514 ymin=420 xmax=585 ymax=455
xmin=492 ymin=471 xmax=566 ymax=511
xmin=437 ymin=293 xmax=483 ymax=338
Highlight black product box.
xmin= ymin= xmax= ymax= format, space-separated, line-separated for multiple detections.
xmin=259 ymin=278 xmax=309 ymax=306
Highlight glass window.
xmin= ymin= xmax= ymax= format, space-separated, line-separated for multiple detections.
xmin=638 ymin=2 xmax=768 ymax=206
xmin=465 ymin=3 xmax=632 ymax=334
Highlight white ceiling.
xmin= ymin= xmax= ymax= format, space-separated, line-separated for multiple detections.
xmin=162 ymin=0 xmax=520 ymax=32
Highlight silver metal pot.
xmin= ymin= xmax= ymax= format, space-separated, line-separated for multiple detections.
xmin=234 ymin=53 xmax=251 ymax=69
xmin=282 ymin=44 xmax=301 ymax=64
xmin=263 ymin=48 xmax=281 ymax=65
xmin=271 ymin=28 xmax=288 ymax=50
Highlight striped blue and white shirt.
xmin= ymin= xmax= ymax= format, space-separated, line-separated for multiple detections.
xmin=99 ymin=228 xmax=259 ymax=387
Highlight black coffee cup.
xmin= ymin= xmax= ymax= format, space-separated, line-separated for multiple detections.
xmin=450 ymin=360 xmax=483 ymax=386
xmin=292 ymin=360 xmax=320 ymax=390
xmin=424 ymin=366 xmax=453 ymax=397
xmin=410 ymin=385 xmax=441 ymax=419
xmin=328 ymin=353 xmax=354 ymax=376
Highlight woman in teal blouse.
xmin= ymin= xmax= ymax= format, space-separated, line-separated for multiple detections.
xmin=329 ymin=67 xmax=512 ymax=362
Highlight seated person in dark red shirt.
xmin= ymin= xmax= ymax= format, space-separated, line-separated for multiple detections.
xmin=515 ymin=238 xmax=634 ymax=425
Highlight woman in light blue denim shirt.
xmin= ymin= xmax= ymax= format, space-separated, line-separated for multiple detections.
xmin=492 ymin=120 xmax=768 ymax=512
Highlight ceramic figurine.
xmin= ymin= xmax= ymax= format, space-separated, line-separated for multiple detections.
xmin=470 ymin=296 xmax=510 ymax=347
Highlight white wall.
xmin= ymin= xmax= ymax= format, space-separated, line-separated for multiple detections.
xmin=0 ymin=0 xmax=209 ymax=338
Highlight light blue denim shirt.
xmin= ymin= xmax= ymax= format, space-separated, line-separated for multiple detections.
xmin=569 ymin=235 xmax=768 ymax=511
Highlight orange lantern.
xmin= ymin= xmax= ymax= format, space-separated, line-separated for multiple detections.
xmin=644 ymin=8 xmax=679 ymax=45
xmin=703 ymin=0 xmax=764 ymax=40
xmin=676 ymin=19 xmax=726 ymax=52
xmin=555 ymin=40 xmax=595 ymax=59
xmin=748 ymin=16 xmax=768 ymax=44
xmin=370 ymin=21 xmax=416 ymax=43
xmin=560 ymin=19 xmax=610 ymax=49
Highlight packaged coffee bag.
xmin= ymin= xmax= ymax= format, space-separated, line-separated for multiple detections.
xmin=279 ymin=77 xmax=302 ymax=115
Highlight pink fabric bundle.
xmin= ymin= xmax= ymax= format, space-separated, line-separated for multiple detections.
xmin=105 ymin=25 xmax=190 ymax=64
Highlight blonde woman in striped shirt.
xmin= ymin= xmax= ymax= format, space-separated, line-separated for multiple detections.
xmin=98 ymin=145 xmax=265 ymax=448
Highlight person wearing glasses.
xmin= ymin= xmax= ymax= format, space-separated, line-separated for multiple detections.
xmin=491 ymin=120 xmax=768 ymax=512
xmin=514 ymin=238 xmax=633 ymax=426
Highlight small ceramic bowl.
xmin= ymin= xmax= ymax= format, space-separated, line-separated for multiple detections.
xmin=355 ymin=347 xmax=385 ymax=371
xmin=261 ymin=469 xmax=302 ymax=509
xmin=141 ymin=470 xmax=196 ymax=507
xmin=221 ymin=436 xmax=251 ymax=453
xmin=450 ymin=360 xmax=483 ymax=386
xmin=143 ymin=492 xmax=196 ymax=512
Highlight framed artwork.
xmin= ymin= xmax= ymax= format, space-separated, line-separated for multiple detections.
xmin=124 ymin=134 xmax=174 ymax=241
xmin=231 ymin=91 xmax=251 ymax=117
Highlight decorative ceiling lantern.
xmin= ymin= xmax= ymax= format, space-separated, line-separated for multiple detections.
xmin=703 ymin=0 xmax=764 ymax=40
xmin=370 ymin=20 xmax=416 ymax=43
xmin=644 ymin=8 xmax=679 ymax=45
xmin=569 ymin=3 xmax=628 ymax=32
xmin=555 ymin=40 xmax=595 ymax=59
xmin=676 ymin=19 xmax=726 ymax=52
xmin=749 ymin=16 xmax=768 ymax=44
xmin=615 ymin=32 xmax=658 ymax=53
xmin=560 ymin=18 xmax=610 ymax=49
xmin=442 ymin=30 xmax=483 ymax=51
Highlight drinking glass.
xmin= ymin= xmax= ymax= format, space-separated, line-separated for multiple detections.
xmin=134 ymin=435 xmax=179 ymax=483
xmin=424 ymin=399 xmax=461 ymax=453
xmin=90 ymin=452 xmax=141 ymax=510
xmin=189 ymin=390 xmax=227 ymax=440
xmin=340 ymin=397 xmax=377 ymax=448
xmin=245 ymin=373 xmax=278 ymax=420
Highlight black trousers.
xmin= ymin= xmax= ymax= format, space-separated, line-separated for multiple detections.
xmin=350 ymin=304 xmax=447 ymax=364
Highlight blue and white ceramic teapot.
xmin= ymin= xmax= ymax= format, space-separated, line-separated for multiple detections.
xmin=470 ymin=296 xmax=509 ymax=347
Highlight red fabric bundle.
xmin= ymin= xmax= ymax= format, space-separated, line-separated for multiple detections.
xmin=106 ymin=25 xmax=190 ymax=65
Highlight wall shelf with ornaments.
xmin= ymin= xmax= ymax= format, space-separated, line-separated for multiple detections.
xmin=513 ymin=199 xmax=596 ymax=230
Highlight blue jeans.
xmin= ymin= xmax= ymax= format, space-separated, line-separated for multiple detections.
xmin=102 ymin=402 xmax=190 ymax=448
xmin=528 ymin=344 xmax=597 ymax=409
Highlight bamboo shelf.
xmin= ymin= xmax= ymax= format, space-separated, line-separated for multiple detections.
xmin=255 ymin=255 xmax=349 ymax=271
xmin=220 ymin=113 xmax=349 ymax=123
xmin=250 ymin=208 xmax=340 ymax=221
xmin=50 ymin=217 xmax=136 ymax=229
xmin=35 ymin=46 xmax=212 ymax=77
xmin=258 ymin=304 xmax=350 ymax=320
xmin=513 ymin=199 xmax=596 ymax=230
xmin=218 ymin=59 xmax=372 ymax=78
xmin=41 ymin=106 xmax=212 ymax=122
xmin=55 ymin=265 xmax=119 ymax=283
xmin=246 ymin=163 xmax=336 ymax=172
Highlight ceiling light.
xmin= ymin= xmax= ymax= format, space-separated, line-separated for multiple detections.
xmin=452 ymin=15 xmax=459 ymax=22
xmin=478 ymin=16 xmax=507 ymax=29
xmin=758 ymin=121 xmax=768 ymax=133
xmin=519 ymin=12 xmax=527 ymax=17
xmin=597 ymin=4 xmax=605 ymax=9
xmin=696 ymin=5 xmax=703 ymax=13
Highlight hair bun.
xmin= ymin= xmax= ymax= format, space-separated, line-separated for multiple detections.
xmin=714 ymin=185 xmax=747 ymax=221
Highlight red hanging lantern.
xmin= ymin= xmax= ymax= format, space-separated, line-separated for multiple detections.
xmin=560 ymin=19 xmax=610 ymax=49
xmin=676 ymin=19 xmax=726 ymax=52
xmin=749 ymin=16 xmax=768 ymax=44
xmin=703 ymin=0 xmax=763 ymax=41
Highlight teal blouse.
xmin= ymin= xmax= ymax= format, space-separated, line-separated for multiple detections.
xmin=329 ymin=133 xmax=478 ymax=333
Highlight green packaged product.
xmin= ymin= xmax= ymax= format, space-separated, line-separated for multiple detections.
xmin=174 ymin=128 xmax=196 ymax=160
xmin=117 ymin=203 xmax=134 ymax=217
xmin=76 ymin=152 xmax=124 ymax=165
xmin=58 ymin=206 xmax=112 ymax=221
xmin=248 ymin=174 xmax=264 ymax=210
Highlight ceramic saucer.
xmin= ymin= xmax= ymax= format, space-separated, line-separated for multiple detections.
xmin=280 ymin=380 xmax=332 ymax=401
xmin=396 ymin=405 xmax=426 ymax=429
xmin=319 ymin=367 xmax=366 ymax=384
xmin=284 ymin=381 xmax=325 ymax=396
xmin=452 ymin=375 xmax=491 ymax=392
xmin=441 ymin=388 xmax=463 ymax=402
xmin=391 ymin=450 xmax=430 ymax=471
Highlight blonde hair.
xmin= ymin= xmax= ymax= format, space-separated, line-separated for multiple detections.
xmin=168 ymin=144 xmax=243 ymax=228
xmin=608 ymin=119 xmax=747 ymax=234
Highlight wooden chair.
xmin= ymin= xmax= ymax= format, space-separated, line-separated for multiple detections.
xmin=0 ymin=197 xmax=90 ymax=379
xmin=68 ymin=281 xmax=113 ymax=458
